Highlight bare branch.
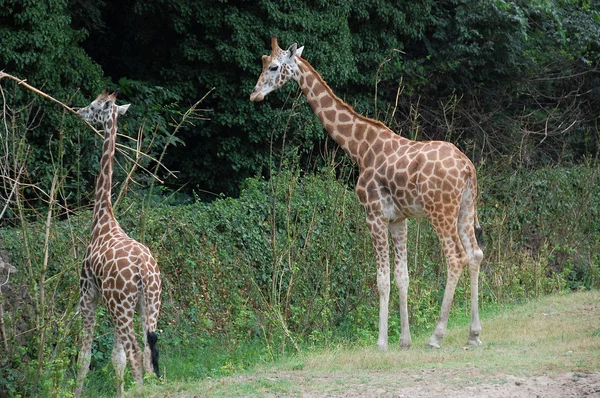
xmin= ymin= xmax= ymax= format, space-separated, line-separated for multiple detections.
xmin=0 ymin=71 xmax=176 ymax=183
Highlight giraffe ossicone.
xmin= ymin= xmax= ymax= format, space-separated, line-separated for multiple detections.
xmin=74 ymin=90 xmax=162 ymax=397
xmin=251 ymin=36 xmax=484 ymax=350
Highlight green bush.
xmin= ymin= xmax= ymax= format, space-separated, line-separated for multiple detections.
xmin=0 ymin=163 xmax=599 ymax=395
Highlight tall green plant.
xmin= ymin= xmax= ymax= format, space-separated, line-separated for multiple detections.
xmin=2 ymin=161 xmax=600 ymax=395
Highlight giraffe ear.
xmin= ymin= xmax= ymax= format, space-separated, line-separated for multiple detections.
xmin=117 ymin=104 xmax=130 ymax=115
xmin=288 ymin=43 xmax=303 ymax=60
xmin=287 ymin=43 xmax=297 ymax=58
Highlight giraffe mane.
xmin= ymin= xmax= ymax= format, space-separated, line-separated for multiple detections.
xmin=296 ymin=57 xmax=395 ymax=134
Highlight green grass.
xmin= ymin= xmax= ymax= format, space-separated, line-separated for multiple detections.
xmin=81 ymin=336 xmax=274 ymax=397
xmin=117 ymin=290 xmax=600 ymax=397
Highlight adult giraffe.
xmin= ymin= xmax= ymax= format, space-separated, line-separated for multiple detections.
xmin=250 ymin=36 xmax=483 ymax=350
xmin=74 ymin=90 xmax=162 ymax=397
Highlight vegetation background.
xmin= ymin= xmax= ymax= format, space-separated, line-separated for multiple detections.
xmin=0 ymin=0 xmax=599 ymax=396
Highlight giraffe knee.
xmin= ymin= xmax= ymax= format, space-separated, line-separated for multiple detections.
xmin=473 ymin=248 xmax=483 ymax=265
xmin=377 ymin=269 xmax=391 ymax=293
xmin=112 ymin=346 xmax=126 ymax=375
xmin=468 ymin=248 xmax=483 ymax=271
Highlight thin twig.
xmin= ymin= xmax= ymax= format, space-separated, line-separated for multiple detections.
xmin=32 ymin=165 xmax=59 ymax=394
xmin=0 ymin=71 xmax=175 ymax=182
xmin=0 ymin=150 xmax=28 ymax=220
xmin=373 ymin=49 xmax=405 ymax=120
xmin=0 ymin=270 xmax=13 ymax=287
xmin=154 ymin=88 xmax=216 ymax=177
xmin=388 ymin=76 xmax=404 ymax=128
xmin=114 ymin=123 xmax=146 ymax=208
xmin=0 ymin=71 xmax=80 ymax=117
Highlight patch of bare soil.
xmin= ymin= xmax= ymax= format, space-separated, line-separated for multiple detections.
xmin=379 ymin=370 xmax=600 ymax=398
xmin=242 ymin=368 xmax=600 ymax=397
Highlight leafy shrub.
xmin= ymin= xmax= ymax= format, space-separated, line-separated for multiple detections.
xmin=1 ymin=163 xmax=599 ymax=395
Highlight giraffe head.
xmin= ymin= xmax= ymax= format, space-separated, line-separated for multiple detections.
xmin=250 ymin=36 xmax=304 ymax=102
xmin=77 ymin=89 xmax=130 ymax=127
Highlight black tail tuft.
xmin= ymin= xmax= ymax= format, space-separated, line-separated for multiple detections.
xmin=475 ymin=225 xmax=484 ymax=249
xmin=147 ymin=331 xmax=161 ymax=378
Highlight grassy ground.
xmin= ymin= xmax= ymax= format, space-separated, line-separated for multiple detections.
xmin=120 ymin=290 xmax=600 ymax=397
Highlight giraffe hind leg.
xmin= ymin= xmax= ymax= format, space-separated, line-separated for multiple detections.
xmin=138 ymin=271 xmax=162 ymax=378
xmin=117 ymin=319 xmax=144 ymax=392
xmin=74 ymin=280 xmax=98 ymax=398
xmin=111 ymin=294 xmax=144 ymax=396
xmin=139 ymin=294 xmax=161 ymax=378
xmin=427 ymin=214 xmax=468 ymax=349
xmin=112 ymin=331 xmax=127 ymax=397
xmin=458 ymin=184 xmax=484 ymax=345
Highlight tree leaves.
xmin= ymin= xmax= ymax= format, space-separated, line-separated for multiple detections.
xmin=2 ymin=0 xmax=599 ymax=200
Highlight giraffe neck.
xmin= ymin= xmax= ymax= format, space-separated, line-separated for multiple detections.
xmin=92 ymin=110 xmax=118 ymax=231
xmin=294 ymin=58 xmax=398 ymax=166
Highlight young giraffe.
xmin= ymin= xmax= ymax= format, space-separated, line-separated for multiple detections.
xmin=74 ymin=90 xmax=162 ymax=397
xmin=251 ymin=36 xmax=483 ymax=350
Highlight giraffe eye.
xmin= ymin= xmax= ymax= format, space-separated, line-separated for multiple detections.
xmin=269 ymin=65 xmax=279 ymax=72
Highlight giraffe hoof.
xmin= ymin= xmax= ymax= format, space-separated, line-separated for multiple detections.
xmin=468 ymin=337 xmax=483 ymax=346
xmin=427 ymin=338 xmax=441 ymax=349
xmin=377 ymin=342 xmax=389 ymax=351
xmin=399 ymin=338 xmax=412 ymax=349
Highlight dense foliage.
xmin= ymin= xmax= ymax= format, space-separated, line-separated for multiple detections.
xmin=2 ymin=0 xmax=599 ymax=199
xmin=0 ymin=164 xmax=599 ymax=395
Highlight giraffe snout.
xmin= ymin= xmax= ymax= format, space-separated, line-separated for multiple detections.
xmin=250 ymin=87 xmax=264 ymax=102
xmin=75 ymin=107 xmax=88 ymax=119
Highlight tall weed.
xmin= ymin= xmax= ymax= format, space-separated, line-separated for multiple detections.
xmin=1 ymin=162 xmax=599 ymax=395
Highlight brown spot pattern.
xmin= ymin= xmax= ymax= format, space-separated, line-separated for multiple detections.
xmin=76 ymin=91 xmax=162 ymax=398
xmin=252 ymin=49 xmax=483 ymax=352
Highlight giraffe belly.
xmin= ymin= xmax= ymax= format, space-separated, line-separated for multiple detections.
xmin=381 ymin=192 xmax=426 ymax=221
xmin=392 ymin=201 xmax=426 ymax=219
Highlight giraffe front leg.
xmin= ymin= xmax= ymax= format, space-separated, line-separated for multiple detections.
xmin=390 ymin=219 xmax=411 ymax=349
xmin=366 ymin=213 xmax=391 ymax=351
xmin=376 ymin=262 xmax=391 ymax=351
xmin=75 ymin=325 xmax=95 ymax=398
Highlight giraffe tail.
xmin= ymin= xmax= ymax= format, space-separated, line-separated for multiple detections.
xmin=471 ymin=172 xmax=484 ymax=249
xmin=147 ymin=331 xmax=161 ymax=378
xmin=475 ymin=221 xmax=484 ymax=249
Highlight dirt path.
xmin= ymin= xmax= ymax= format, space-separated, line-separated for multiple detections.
xmin=223 ymin=368 xmax=600 ymax=397
xmin=166 ymin=292 xmax=600 ymax=398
